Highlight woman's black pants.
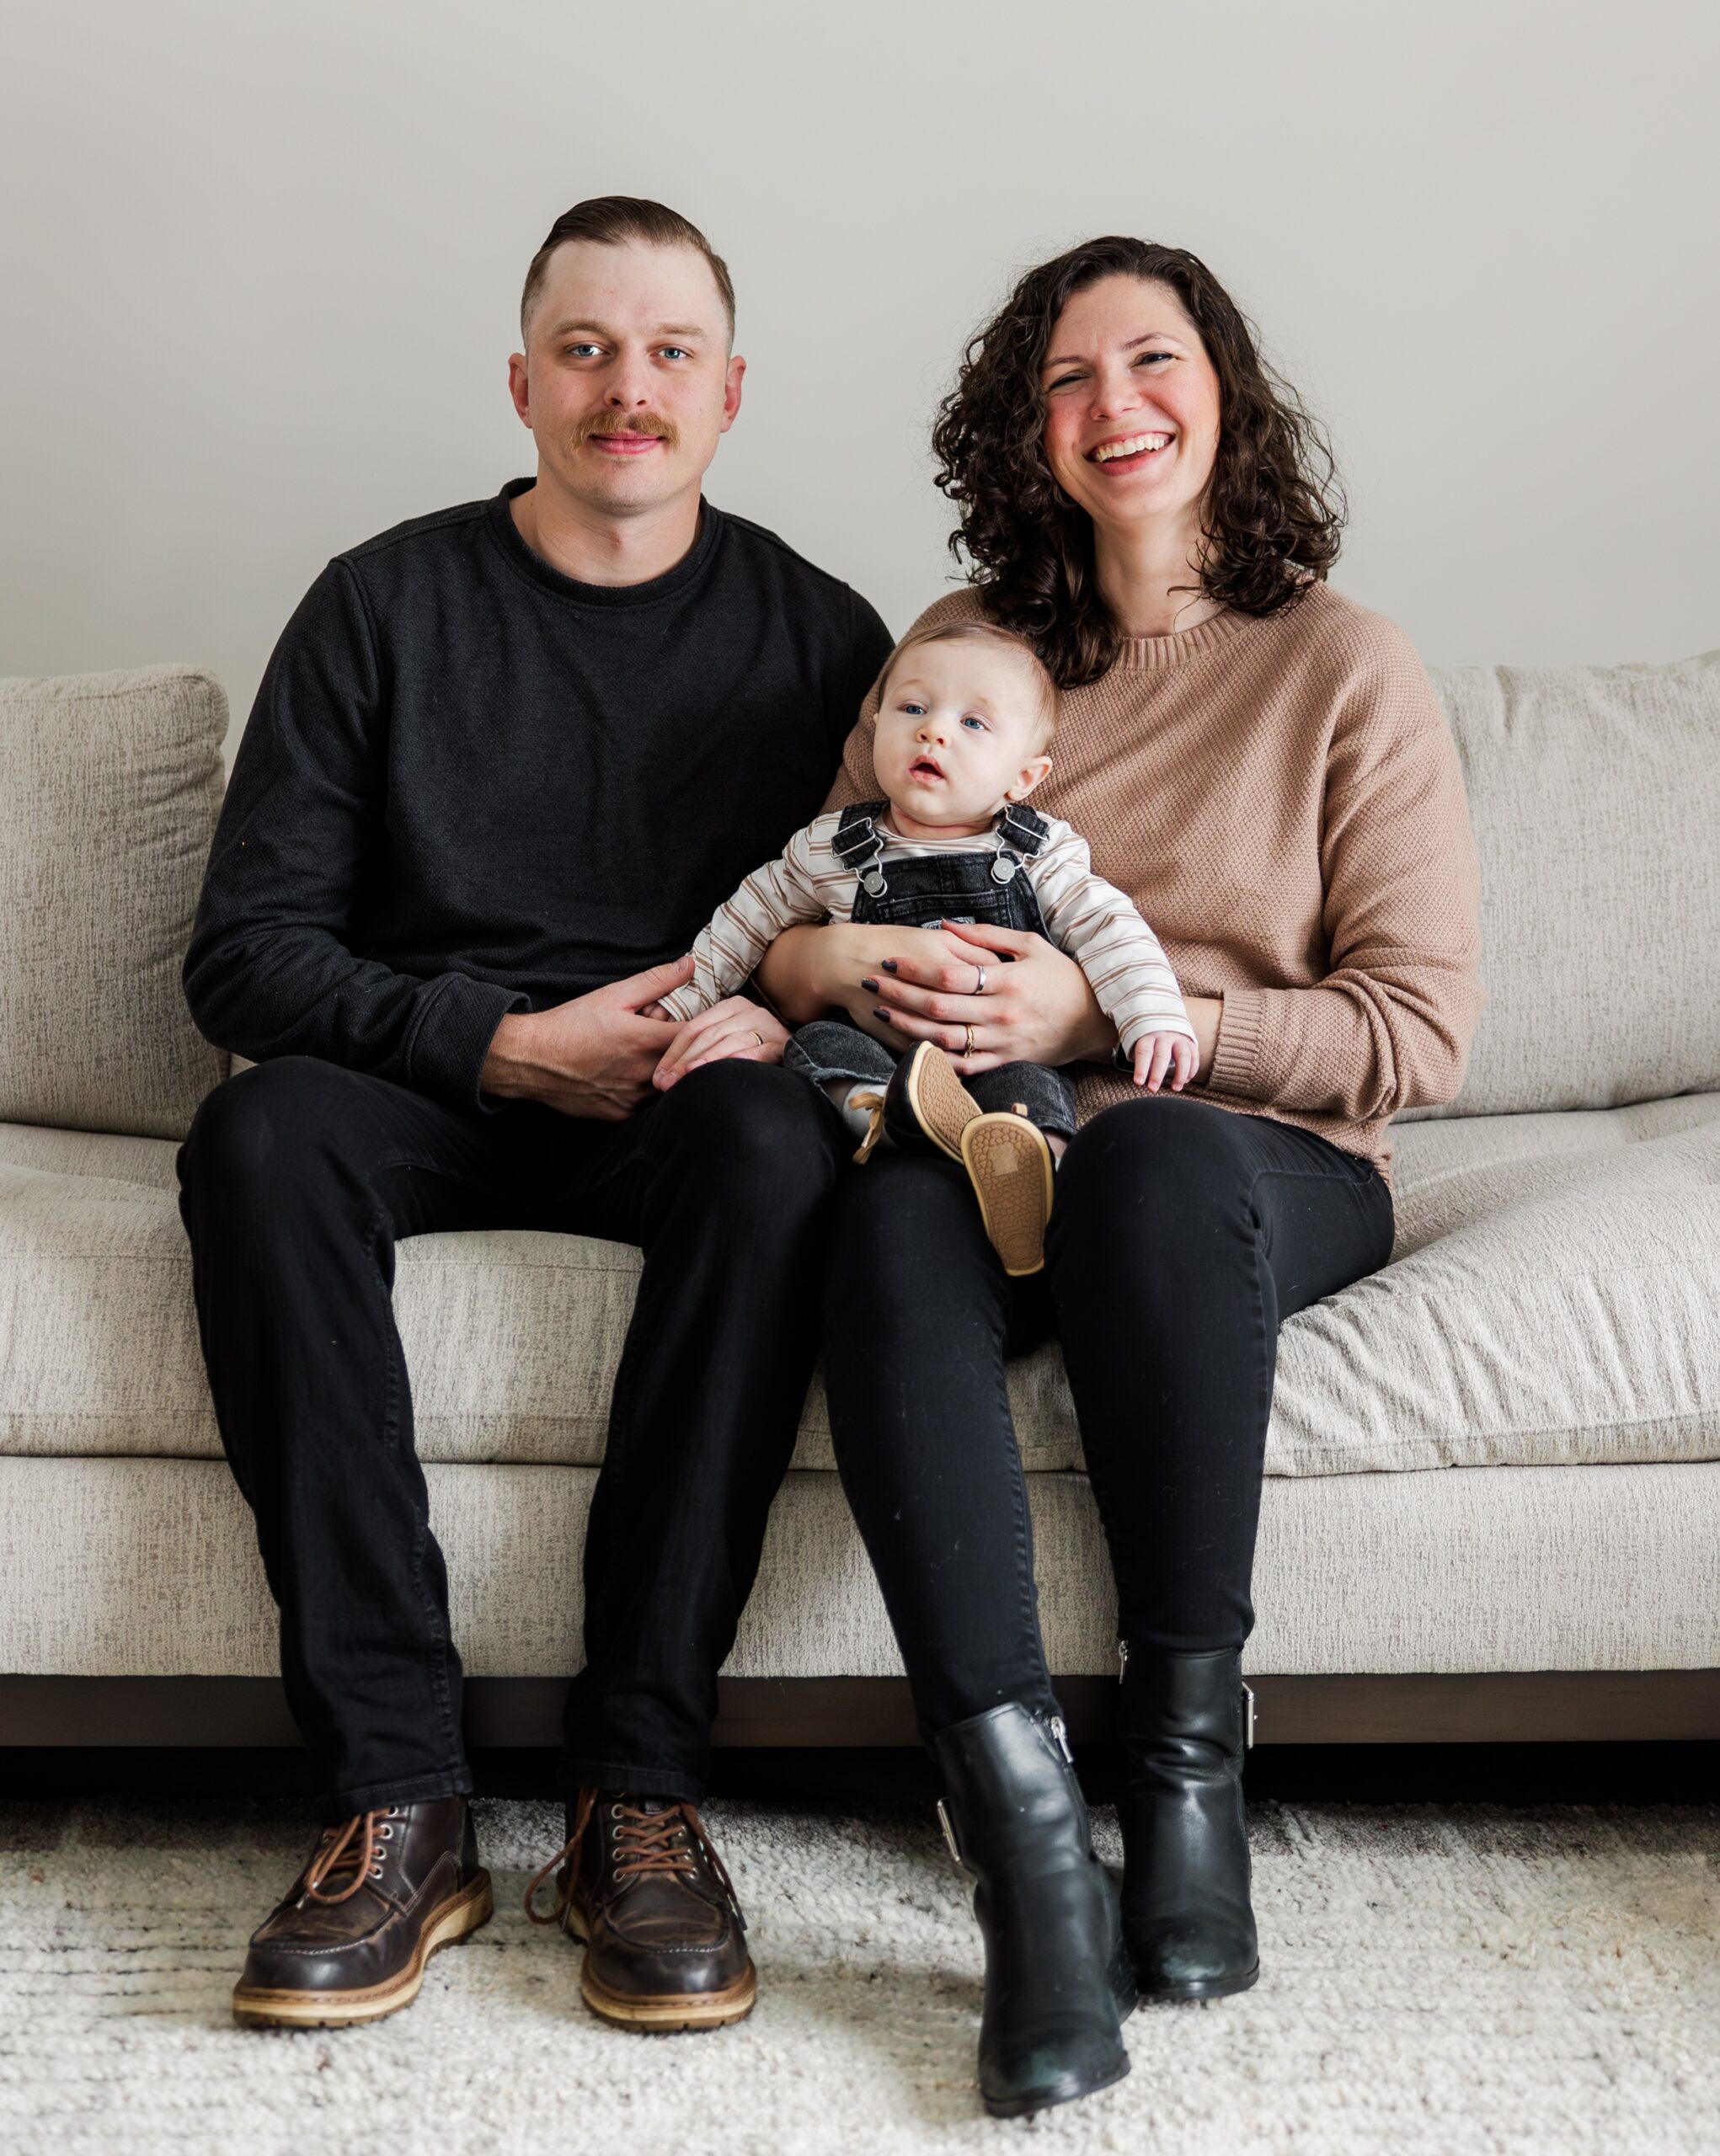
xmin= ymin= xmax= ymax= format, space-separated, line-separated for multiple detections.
xmin=821 ymin=1094 xmax=1396 ymax=1736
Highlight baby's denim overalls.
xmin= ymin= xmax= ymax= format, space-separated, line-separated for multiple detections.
xmin=782 ymin=799 xmax=1079 ymax=1139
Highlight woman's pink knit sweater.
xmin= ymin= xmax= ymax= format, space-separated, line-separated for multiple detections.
xmin=825 ymin=580 xmax=1486 ymax=1191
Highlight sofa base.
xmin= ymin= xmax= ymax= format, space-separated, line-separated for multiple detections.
xmin=4 ymin=1671 xmax=1718 ymax=1748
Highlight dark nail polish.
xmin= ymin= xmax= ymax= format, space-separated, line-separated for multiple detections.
xmin=873 ymin=1007 xmax=893 ymax=1023
xmin=880 ymin=959 xmax=898 ymax=973
xmin=860 ymin=977 xmax=879 ymax=992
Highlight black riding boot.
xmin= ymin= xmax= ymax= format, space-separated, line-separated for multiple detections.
xmin=1117 ymin=1642 xmax=1260 ymax=2001
xmin=931 ymin=1701 xmax=1136 ymax=2118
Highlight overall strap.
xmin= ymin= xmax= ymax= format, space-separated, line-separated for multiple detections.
xmin=991 ymin=800 xmax=1051 ymax=885
xmin=833 ymin=799 xmax=891 ymax=896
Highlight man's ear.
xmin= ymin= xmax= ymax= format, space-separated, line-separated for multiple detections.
xmin=720 ymin=354 xmax=746 ymax=433
xmin=1006 ymin=754 xmax=1054 ymax=802
xmin=507 ymin=350 xmax=532 ymax=429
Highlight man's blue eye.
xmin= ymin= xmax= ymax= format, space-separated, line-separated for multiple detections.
xmin=660 ymin=347 xmax=689 ymax=360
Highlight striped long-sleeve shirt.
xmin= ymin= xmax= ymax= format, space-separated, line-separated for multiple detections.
xmin=659 ymin=808 xmax=1197 ymax=1057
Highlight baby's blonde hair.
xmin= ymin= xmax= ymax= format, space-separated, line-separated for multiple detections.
xmin=879 ymin=619 xmax=1058 ymax=747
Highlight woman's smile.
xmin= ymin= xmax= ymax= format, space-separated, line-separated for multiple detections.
xmin=1087 ymin=429 xmax=1177 ymax=473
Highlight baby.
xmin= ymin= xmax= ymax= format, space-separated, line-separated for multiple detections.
xmin=658 ymin=619 xmax=1199 ymax=1274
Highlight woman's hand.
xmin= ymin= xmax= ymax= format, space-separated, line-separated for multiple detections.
xmin=863 ymin=919 xmax=1118 ymax=1075
xmin=756 ymin=921 xmax=1010 ymax=1035
xmin=651 ymin=997 xmax=790 ymax=1091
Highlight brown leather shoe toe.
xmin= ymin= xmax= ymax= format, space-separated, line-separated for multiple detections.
xmin=232 ymin=1796 xmax=492 ymax=2028
xmin=526 ymin=1790 xmax=756 ymax=2030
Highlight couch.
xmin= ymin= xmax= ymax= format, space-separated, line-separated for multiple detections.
xmin=3 ymin=651 xmax=1717 ymax=1753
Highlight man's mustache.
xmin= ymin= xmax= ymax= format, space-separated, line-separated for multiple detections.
xmin=576 ymin=412 xmax=678 ymax=449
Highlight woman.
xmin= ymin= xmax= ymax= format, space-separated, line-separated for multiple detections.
xmin=739 ymin=235 xmax=1484 ymax=2114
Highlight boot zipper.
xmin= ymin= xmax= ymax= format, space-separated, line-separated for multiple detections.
xmin=1049 ymin=1714 xmax=1073 ymax=1764
xmin=1116 ymin=1638 xmax=1130 ymax=1680
xmin=1242 ymin=1681 xmax=1257 ymax=1749
xmin=935 ymin=1799 xmax=964 ymax=1869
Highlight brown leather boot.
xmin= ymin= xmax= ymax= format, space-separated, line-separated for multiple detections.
xmin=232 ymin=1797 xmax=493 ymax=2028
xmin=525 ymin=1790 xmax=756 ymax=2030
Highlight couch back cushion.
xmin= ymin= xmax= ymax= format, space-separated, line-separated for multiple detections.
xmin=0 ymin=666 xmax=228 ymax=1140
xmin=1400 ymin=648 xmax=1720 ymax=1122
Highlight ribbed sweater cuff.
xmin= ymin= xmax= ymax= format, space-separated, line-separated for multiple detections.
xmin=1204 ymin=988 xmax=1267 ymax=1098
xmin=407 ymin=974 xmax=531 ymax=1114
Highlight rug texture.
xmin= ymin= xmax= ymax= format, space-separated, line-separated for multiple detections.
xmin=2 ymin=1795 xmax=1717 ymax=2154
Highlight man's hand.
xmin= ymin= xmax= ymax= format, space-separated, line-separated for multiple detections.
xmin=479 ymin=954 xmax=696 ymax=1119
xmin=653 ymin=997 xmax=790 ymax=1091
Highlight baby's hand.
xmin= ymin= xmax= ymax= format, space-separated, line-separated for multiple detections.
xmin=1130 ymin=1032 xmax=1199 ymax=1094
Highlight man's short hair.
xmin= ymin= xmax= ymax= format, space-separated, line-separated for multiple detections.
xmin=882 ymin=619 xmax=1059 ymax=747
xmin=520 ymin=196 xmax=736 ymax=344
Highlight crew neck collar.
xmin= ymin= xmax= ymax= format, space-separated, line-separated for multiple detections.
xmin=1108 ymin=605 xmax=1261 ymax=673
xmin=484 ymin=477 xmax=721 ymax=606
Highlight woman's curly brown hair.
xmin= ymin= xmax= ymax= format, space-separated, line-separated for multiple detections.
xmin=931 ymin=237 xmax=1346 ymax=687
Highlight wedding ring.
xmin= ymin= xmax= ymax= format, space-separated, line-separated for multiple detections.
xmin=962 ymin=1023 xmax=976 ymax=1058
xmin=973 ymin=964 xmax=987 ymax=995
xmin=749 ymin=1031 xmax=765 ymax=1049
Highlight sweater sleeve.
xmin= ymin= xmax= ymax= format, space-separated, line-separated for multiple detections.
xmin=181 ymin=560 xmax=527 ymax=1113
xmin=1031 ymin=822 xmax=1197 ymax=1055
xmin=1199 ymin=628 xmax=1486 ymax=1120
xmin=656 ymin=825 xmax=834 ymax=1022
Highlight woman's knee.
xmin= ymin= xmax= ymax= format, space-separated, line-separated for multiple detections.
xmin=1050 ymin=1101 xmax=1257 ymax=1273
xmin=1062 ymin=1097 xmax=1250 ymax=1205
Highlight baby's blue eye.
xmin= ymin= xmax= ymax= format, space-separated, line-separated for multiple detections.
xmin=901 ymin=701 xmax=927 ymax=717
xmin=960 ymin=715 xmax=988 ymax=732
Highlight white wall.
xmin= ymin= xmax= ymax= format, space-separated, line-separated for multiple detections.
xmin=3 ymin=0 xmax=1716 ymax=756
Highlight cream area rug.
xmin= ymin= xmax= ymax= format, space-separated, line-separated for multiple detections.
xmin=3 ymin=1795 xmax=1717 ymax=2154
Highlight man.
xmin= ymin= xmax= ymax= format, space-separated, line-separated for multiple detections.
xmin=177 ymin=197 xmax=891 ymax=2032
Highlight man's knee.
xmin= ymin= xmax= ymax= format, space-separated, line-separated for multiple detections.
xmin=179 ymin=1056 xmax=361 ymax=1208
xmin=651 ymin=1059 xmax=841 ymax=1206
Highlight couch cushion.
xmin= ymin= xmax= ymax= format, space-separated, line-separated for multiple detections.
xmin=6 ymin=1097 xmax=1717 ymax=1479
xmin=1274 ymin=1092 xmax=1720 ymax=1473
xmin=1405 ymin=649 xmax=1720 ymax=1121
xmin=5 ymin=1454 xmax=1717 ymax=1679
xmin=0 ymin=667 xmax=229 ymax=1140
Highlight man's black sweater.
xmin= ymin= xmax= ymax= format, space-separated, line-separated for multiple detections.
xmin=184 ymin=480 xmax=894 ymax=1112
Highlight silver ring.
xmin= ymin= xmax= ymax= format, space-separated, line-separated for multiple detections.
xmin=973 ymin=964 xmax=987 ymax=996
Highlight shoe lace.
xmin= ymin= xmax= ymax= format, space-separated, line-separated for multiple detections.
xmin=848 ymin=1086 xmax=887 ymax=1165
xmin=300 ymin=1805 xmax=402 ymax=1905
xmin=523 ymin=1791 xmax=744 ymax=1929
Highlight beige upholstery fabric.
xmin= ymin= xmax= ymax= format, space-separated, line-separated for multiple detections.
xmin=4 ymin=1092 xmax=1717 ymax=1481
xmin=1404 ymin=650 xmax=1720 ymax=1122
xmin=0 ymin=667 xmax=229 ymax=1140
xmin=2 ymin=651 xmax=1717 ymax=1698
xmin=2 ymin=1454 xmax=1714 ymax=1678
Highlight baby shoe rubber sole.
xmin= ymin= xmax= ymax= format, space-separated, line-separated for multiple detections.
xmin=960 ymin=1113 xmax=1055 ymax=1277
xmin=885 ymin=1039 xmax=982 ymax=1161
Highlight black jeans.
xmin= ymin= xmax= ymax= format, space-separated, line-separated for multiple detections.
xmin=820 ymin=1094 xmax=1396 ymax=1737
xmin=783 ymin=1017 xmax=1081 ymax=1144
xmin=176 ymin=1053 xmax=845 ymax=1819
